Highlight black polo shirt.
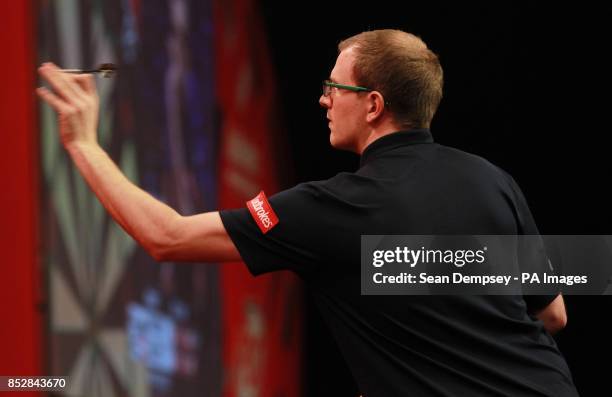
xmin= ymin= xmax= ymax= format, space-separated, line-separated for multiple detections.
xmin=219 ymin=129 xmax=578 ymax=397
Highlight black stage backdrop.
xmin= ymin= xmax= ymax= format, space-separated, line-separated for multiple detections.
xmin=261 ymin=2 xmax=611 ymax=396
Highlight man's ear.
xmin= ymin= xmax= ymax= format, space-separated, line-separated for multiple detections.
xmin=366 ymin=91 xmax=386 ymax=123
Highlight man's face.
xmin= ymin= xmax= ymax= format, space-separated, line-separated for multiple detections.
xmin=319 ymin=47 xmax=368 ymax=152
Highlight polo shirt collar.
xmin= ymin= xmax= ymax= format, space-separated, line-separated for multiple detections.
xmin=359 ymin=129 xmax=434 ymax=167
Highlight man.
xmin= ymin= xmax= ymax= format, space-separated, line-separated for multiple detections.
xmin=38 ymin=29 xmax=577 ymax=396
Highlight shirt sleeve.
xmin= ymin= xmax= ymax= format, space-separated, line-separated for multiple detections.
xmin=503 ymin=171 xmax=562 ymax=313
xmin=219 ymin=176 xmax=363 ymax=278
xmin=523 ymin=294 xmax=560 ymax=314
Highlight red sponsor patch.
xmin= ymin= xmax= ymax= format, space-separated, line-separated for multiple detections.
xmin=246 ymin=191 xmax=279 ymax=234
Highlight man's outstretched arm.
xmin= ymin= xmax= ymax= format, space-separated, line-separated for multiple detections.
xmin=37 ymin=62 xmax=241 ymax=263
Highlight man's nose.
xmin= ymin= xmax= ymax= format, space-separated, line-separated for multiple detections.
xmin=319 ymin=94 xmax=331 ymax=108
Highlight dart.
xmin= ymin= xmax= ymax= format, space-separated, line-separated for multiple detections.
xmin=59 ymin=63 xmax=116 ymax=78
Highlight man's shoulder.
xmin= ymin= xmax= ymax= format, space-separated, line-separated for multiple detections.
xmin=292 ymin=171 xmax=378 ymax=193
xmin=434 ymin=144 xmax=500 ymax=169
xmin=270 ymin=172 xmax=380 ymax=213
xmin=432 ymin=144 xmax=513 ymax=183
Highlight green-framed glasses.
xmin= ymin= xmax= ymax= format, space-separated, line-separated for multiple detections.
xmin=322 ymin=80 xmax=372 ymax=97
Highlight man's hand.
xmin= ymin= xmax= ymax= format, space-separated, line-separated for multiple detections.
xmin=36 ymin=62 xmax=99 ymax=150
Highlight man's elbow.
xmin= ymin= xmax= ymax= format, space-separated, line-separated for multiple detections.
xmin=143 ymin=237 xmax=173 ymax=262
xmin=544 ymin=311 xmax=568 ymax=334
xmin=141 ymin=212 xmax=237 ymax=263
xmin=147 ymin=233 xmax=189 ymax=263
xmin=142 ymin=216 xmax=183 ymax=262
xmin=537 ymin=295 xmax=568 ymax=334
xmin=147 ymin=244 xmax=169 ymax=262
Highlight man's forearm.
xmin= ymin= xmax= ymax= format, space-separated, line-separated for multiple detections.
xmin=66 ymin=142 xmax=179 ymax=260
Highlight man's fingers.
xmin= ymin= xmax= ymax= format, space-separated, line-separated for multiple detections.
xmin=74 ymin=73 xmax=97 ymax=96
xmin=38 ymin=63 xmax=87 ymax=103
xmin=36 ymin=87 xmax=74 ymax=115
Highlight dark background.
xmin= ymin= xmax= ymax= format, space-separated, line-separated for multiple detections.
xmin=261 ymin=2 xmax=610 ymax=396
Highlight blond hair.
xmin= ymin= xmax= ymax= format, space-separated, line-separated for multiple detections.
xmin=339 ymin=29 xmax=443 ymax=129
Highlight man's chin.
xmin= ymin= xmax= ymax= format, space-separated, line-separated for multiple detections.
xmin=329 ymin=132 xmax=354 ymax=152
xmin=329 ymin=131 xmax=341 ymax=148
